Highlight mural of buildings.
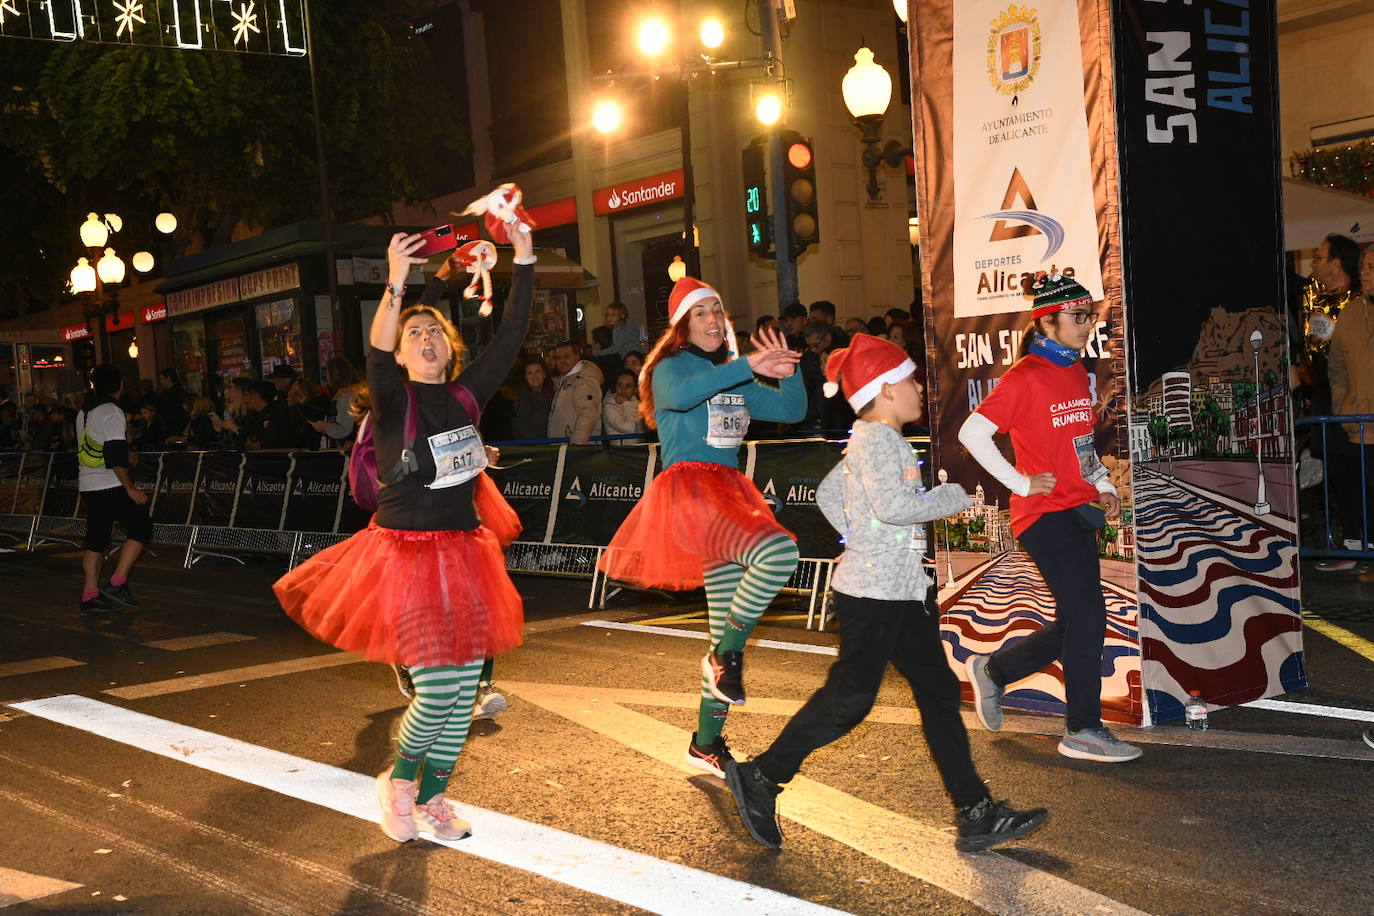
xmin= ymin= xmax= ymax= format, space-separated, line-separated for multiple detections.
xmin=1234 ymin=383 xmax=1293 ymax=459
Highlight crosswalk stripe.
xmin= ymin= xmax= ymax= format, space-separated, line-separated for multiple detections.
xmin=104 ymin=652 xmax=361 ymax=700
xmin=143 ymin=632 xmax=256 ymax=652
xmin=10 ymin=695 xmax=849 ymax=916
xmin=503 ymin=680 xmax=1148 ymax=916
xmin=0 ymin=657 xmax=84 ymax=679
xmin=0 ymin=866 xmax=82 ymax=908
xmin=583 ymin=619 xmax=839 ymax=656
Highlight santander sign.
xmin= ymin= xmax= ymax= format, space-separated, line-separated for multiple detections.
xmin=593 ymin=169 xmax=685 ymax=216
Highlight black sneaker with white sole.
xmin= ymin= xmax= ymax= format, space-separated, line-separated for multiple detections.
xmin=684 ymin=732 xmax=735 ymax=778
xmin=956 ymin=796 xmax=1049 ymax=852
xmin=100 ymin=581 xmax=140 ymax=607
xmin=701 ymin=650 xmax=746 ymax=705
xmin=724 ymin=759 xmax=783 ymax=849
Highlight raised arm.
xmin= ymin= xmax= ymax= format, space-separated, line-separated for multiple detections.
xmin=370 ymin=233 xmax=428 ymax=351
xmin=456 ymin=225 xmax=536 ymax=407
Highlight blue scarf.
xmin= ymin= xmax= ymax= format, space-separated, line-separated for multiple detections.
xmin=1029 ymin=333 xmax=1079 ymax=367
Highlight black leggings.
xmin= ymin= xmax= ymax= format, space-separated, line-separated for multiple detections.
xmin=987 ymin=508 xmax=1105 ymax=732
xmin=753 ymin=592 xmax=987 ymax=809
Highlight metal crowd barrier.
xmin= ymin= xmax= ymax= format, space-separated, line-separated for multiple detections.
xmin=1296 ymin=414 xmax=1374 ymax=559
xmin=0 ymin=443 xmax=855 ymax=628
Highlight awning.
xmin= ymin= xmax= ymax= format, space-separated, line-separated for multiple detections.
xmin=1282 ymin=176 xmax=1374 ymax=249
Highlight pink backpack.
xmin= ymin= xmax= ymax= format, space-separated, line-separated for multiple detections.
xmin=348 ymin=381 xmax=480 ymax=512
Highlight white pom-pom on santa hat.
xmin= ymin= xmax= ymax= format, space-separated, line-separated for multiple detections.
xmin=459 ymin=182 xmax=536 ymax=245
xmin=668 ymin=275 xmax=739 ymax=358
xmin=825 ymin=334 xmax=916 ymax=410
xmin=454 ymin=240 xmax=498 ymax=316
xmin=822 ymin=380 xmax=840 ymax=399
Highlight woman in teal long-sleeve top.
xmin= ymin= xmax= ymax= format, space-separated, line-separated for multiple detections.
xmin=599 ymin=276 xmax=804 ymax=778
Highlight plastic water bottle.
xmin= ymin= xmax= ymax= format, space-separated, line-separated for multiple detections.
xmin=1184 ymin=691 xmax=1209 ymax=730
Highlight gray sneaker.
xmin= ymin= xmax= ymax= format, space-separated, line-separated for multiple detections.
xmin=1058 ymin=726 xmax=1142 ymax=763
xmin=473 ymin=690 xmax=506 ymax=721
xmin=965 ymin=654 xmax=1003 ymax=731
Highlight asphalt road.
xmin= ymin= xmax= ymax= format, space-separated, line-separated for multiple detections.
xmin=1 ymin=548 xmax=1372 ymax=915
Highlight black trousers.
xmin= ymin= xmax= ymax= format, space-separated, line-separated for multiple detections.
xmin=987 ymin=508 xmax=1105 ymax=732
xmin=1330 ymin=429 xmax=1374 ymax=546
xmin=82 ymin=485 xmax=152 ymax=553
xmin=753 ymin=591 xmax=987 ymax=810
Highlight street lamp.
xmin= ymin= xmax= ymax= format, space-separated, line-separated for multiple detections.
xmin=893 ymin=0 xmax=909 ymax=23
xmin=637 ymin=17 xmax=670 ymax=57
xmin=668 ymin=256 xmax=687 ymax=282
xmin=937 ymin=468 xmax=956 ymax=587
xmin=842 ymin=47 xmax=912 ymax=201
xmin=155 ymin=211 xmax=178 ymax=234
xmin=70 ymin=257 xmax=96 ymax=294
xmin=591 ymin=99 xmax=622 ymax=134
xmin=1249 ymin=329 xmax=1271 ymax=515
xmin=700 ymin=18 xmax=725 ymax=49
xmin=96 ymin=248 xmax=127 ymax=285
xmin=755 ymin=91 xmax=783 ymax=126
xmin=132 ymin=251 xmax=156 ymax=273
xmin=80 ymin=212 xmax=110 ymax=248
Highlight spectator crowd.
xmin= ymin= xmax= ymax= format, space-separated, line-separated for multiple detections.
xmin=0 ymin=297 xmax=926 ymax=456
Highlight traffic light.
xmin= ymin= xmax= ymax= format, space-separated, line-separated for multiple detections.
xmin=781 ymin=130 xmax=819 ymax=256
xmin=742 ymin=139 xmax=771 ymax=257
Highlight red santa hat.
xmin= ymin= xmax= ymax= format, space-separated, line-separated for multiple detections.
xmin=458 ymin=182 xmax=536 ymax=245
xmin=822 ymin=334 xmax=917 ymax=410
xmin=668 ymin=276 xmax=739 ymax=358
xmin=453 ymin=240 xmax=498 ymax=316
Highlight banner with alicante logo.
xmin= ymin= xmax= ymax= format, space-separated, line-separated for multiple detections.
xmin=951 ymin=2 xmax=1105 ymax=318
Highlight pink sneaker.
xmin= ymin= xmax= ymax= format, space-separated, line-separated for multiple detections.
xmin=376 ymin=772 xmax=418 ymax=842
xmin=412 ymin=796 xmax=472 ymax=841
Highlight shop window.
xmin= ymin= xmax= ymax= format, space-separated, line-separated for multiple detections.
xmin=256 ymin=299 xmax=304 ymax=377
xmin=212 ymin=313 xmax=253 ymax=384
xmin=173 ymin=319 xmax=209 ymax=396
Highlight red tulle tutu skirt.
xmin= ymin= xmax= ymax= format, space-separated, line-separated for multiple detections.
xmin=598 ymin=461 xmax=794 ymax=590
xmin=274 ymin=519 xmax=523 ymax=668
xmin=474 ymin=472 xmax=521 ymax=547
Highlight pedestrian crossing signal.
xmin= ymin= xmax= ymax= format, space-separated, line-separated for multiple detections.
xmin=742 ymin=140 xmax=771 ymax=257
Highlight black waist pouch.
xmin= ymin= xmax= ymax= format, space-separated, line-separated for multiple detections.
xmin=1071 ymin=501 xmax=1107 ymax=531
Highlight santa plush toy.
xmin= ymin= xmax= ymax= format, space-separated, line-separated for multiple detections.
xmin=452 ymin=240 xmax=499 ymax=316
xmin=460 ymin=182 xmax=536 ymax=245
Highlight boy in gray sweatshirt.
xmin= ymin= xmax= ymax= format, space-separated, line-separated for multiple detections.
xmin=723 ymin=335 xmax=1049 ymax=852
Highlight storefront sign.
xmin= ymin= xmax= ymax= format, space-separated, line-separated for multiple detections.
xmin=525 ymin=198 xmax=578 ymax=229
xmin=239 ymin=263 xmax=300 ymax=302
xmin=593 ymin=170 xmax=685 ymax=216
xmin=167 ymin=277 xmax=240 ymax=318
xmin=105 ymin=311 xmax=136 ymax=333
xmin=141 ymin=303 xmax=168 ymax=324
xmin=61 ymin=323 xmax=91 ymax=341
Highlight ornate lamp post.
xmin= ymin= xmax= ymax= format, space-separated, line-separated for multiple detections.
xmin=1250 ymin=329 xmax=1271 ymax=515
xmin=842 ymin=47 xmax=912 ymax=202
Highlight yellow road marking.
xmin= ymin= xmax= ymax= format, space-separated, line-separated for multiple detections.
xmin=1305 ymin=614 xmax=1374 ymax=663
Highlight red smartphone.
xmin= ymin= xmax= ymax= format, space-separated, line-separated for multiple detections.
xmin=411 ymin=224 xmax=458 ymax=258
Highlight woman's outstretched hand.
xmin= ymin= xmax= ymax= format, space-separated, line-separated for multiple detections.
xmin=746 ymin=327 xmax=801 ymax=379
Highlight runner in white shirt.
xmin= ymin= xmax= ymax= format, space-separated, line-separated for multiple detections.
xmin=76 ymin=365 xmax=152 ymax=613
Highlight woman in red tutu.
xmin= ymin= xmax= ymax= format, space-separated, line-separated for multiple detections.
xmin=598 ymin=276 xmax=804 ymax=776
xmin=274 ymin=223 xmax=536 ymax=843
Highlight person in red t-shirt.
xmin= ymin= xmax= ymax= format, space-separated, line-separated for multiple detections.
xmin=957 ymin=273 xmax=1141 ymax=764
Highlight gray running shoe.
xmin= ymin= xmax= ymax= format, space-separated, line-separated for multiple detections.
xmin=965 ymin=654 xmax=1003 ymax=731
xmin=1058 ymin=726 xmax=1142 ymax=762
xmin=100 ymin=581 xmax=140 ymax=607
xmin=473 ymin=690 xmax=507 ymax=721
xmin=393 ymin=664 xmax=416 ymax=700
